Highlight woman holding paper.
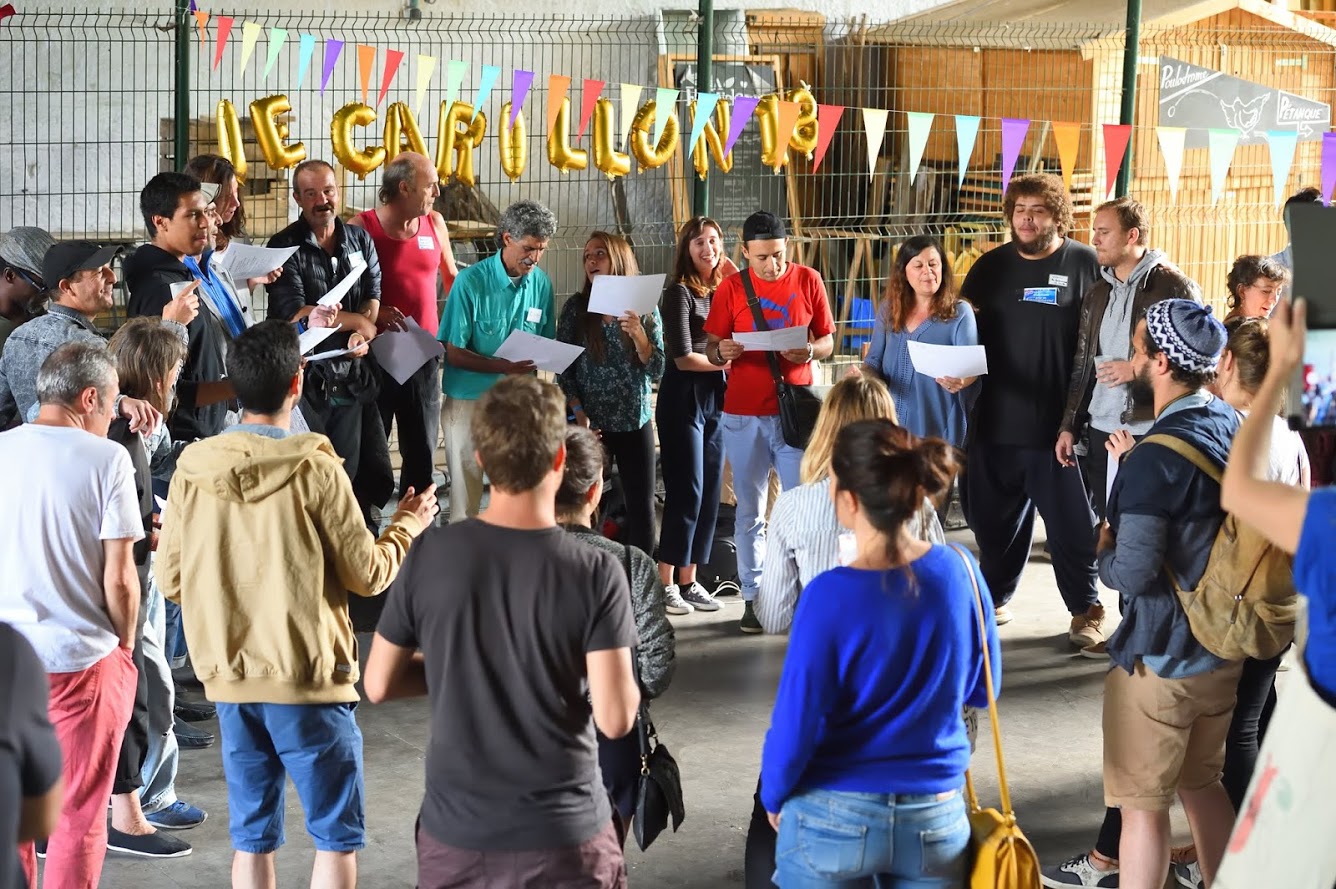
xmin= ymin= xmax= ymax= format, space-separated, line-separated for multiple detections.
xmin=860 ymin=236 xmax=978 ymax=449
xmin=557 ymin=231 xmax=666 ymax=555
xmin=185 ymin=155 xmax=284 ymax=292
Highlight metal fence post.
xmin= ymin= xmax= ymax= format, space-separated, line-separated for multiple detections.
xmin=174 ymin=0 xmax=191 ymax=173
xmin=1115 ymin=0 xmax=1142 ymax=197
xmin=691 ymin=0 xmax=713 ymax=217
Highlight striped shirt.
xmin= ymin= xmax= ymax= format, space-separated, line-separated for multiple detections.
xmin=755 ymin=478 xmax=946 ymax=635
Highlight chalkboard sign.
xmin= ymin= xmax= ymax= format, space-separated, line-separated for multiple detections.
xmin=674 ymin=59 xmax=789 ymax=231
xmin=1158 ymin=55 xmax=1331 ymax=149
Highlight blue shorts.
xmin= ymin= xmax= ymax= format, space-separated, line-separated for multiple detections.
xmin=216 ymin=701 xmax=365 ymax=854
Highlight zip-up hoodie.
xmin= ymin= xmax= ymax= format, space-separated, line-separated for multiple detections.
xmin=157 ymin=429 xmax=421 ymax=704
xmin=1087 ymin=250 xmax=1167 ymax=433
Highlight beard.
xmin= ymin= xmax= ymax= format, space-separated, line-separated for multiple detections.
xmin=1129 ymin=364 xmax=1155 ymax=408
xmin=1013 ymin=223 xmax=1058 ymax=256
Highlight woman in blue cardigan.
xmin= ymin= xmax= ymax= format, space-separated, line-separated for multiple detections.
xmin=760 ymin=419 xmax=1001 ymax=887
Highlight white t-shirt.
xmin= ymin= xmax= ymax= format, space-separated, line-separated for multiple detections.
xmin=1248 ymin=411 xmax=1310 ymax=486
xmin=0 ymin=425 xmax=144 ymax=672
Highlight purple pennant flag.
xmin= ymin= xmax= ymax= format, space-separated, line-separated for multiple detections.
xmin=725 ymin=96 xmax=760 ymax=157
xmin=1000 ymin=118 xmax=1030 ymax=194
xmin=189 ymin=0 xmax=197 ymax=10
xmin=320 ymin=38 xmax=344 ymax=94
xmin=510 ymin=70 xmax=534 ymax=129
xmin=1323 ymin=132 xmax=1336 ymax=206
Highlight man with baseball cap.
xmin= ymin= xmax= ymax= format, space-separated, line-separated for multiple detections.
xmin=1096 ymin=299 xmax=1240 ymax=889
xmin=703 ymin=210 xmax=835 ymax=634
xmin=0 ymin=226 xmax=54 ymax=353
xmin=0 ymin=241 xmax=194 ymax=429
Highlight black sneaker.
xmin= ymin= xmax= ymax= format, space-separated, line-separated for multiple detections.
xmin=740 ymin=602 xmax=763 ymax=634
xmin=174 ymin=698 xmax=215 ymax=722
xmin=1040 ymin=853 xmax=1120 ymax=887
xmin=173 ymin=716 xmax=214 ymax=749
xmin=106 ymin=828 xmax=192 ymax=859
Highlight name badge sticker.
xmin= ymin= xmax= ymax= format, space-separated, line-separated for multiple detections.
xmin=1048 ymin=274 xmax=1069 ymax=287
xmin=1022 ymin=287 xmax=1059 ymax=305
xmin=418 ymin=235 xmax=434 ymax=251
xmin=526 ymin=307 xmax=543 ymax=324
xmin=348 ymin=250 xmax=365 ymax=268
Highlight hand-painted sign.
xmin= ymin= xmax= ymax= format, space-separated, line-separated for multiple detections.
xmin=1158 ymin=56 xmax=1330 ymax=148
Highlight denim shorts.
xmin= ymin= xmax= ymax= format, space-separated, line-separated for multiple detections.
xmin=216 ymin=701 xmax=365 ymax=854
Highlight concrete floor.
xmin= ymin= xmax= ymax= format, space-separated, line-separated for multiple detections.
xmin=93 ymin=529 xmax=1192 ymax=888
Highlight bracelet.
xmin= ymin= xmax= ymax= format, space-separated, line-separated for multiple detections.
xmin=805 ymin=342 xmax=814 ymax=363
xmin=114 ymin=394 xmax=127 ymax=418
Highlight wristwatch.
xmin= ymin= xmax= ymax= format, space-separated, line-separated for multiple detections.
xmin=805 ymin=342 xmax=815 ymax=363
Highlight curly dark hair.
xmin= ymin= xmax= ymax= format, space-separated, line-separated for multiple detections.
xmin=1002 ymin=173 xmax=1074 ymax=238
xmin=1226 ymin=255 xmax=1288 ymax=311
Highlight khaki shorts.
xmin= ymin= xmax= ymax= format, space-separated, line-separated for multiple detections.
xmin=1103 ymin=659 xmax=1244 ymax=811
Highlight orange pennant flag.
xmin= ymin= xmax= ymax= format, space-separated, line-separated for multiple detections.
xmin=548 ymin=75 xmax=571 ymax=137
xmin=1051 ymin=122 xmax=1081 ymax=192
xmin=193 ymin=10 xmax=209 ymax=48
xmin=357 ymin=45 xmax=376 ymax=105
xmin=775 ymin=100 xmax=803 ymax=161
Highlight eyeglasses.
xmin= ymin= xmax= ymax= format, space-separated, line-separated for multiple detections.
xmin=13 ymin=267 xmax=43 ymax=291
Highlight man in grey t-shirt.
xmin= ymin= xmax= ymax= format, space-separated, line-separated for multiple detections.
xmin=365 ymin=375 xmax=640 ymax=888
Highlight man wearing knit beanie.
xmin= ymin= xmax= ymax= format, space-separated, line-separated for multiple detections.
xmin=1097 ymin=298 xmax=1242 ymax=889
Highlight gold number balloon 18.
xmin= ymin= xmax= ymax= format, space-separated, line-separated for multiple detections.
xmin=216 ymin=99 xmax=248 ymax=184
xmin=435 ymin=101 xmax=486 ymax=187
xmin=591 ymin=98 xmax=630 ymax=180
xmin=788 ymin=87 xmax=818 ymax=158
xmin=498 ymin=102 xmax=527 ymax=182
xmin=546 ymin=96 xmax=588 ymax=175
xmin=383 ymin=102 xmax=429 ymax=163
xmin=249 ymin=94 xmax=306 ymax=171
xmin=754 ymin=95 xmax=787 ymax=172
xmin=331 ymin=103 xmax=387 ymax=180
xmin=629 ymin=100 xmax=680 ymax=171
xmin=690 ymin=98 xmax=732 ymax=181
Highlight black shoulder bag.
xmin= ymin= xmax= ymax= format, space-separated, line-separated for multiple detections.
xmin=620 ymin=546 xmax=685 ymax=850
xmin=738 ymin=269 xmax=823 ymax=450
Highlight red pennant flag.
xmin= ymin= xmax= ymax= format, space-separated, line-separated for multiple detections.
xmin=811 ymin=104 xmax=845 ymax=173
xmin=548 ymin=75 xmax=572 ymax=136
xmin=377 ymin=49 xmax=405 ymax=107
xmin=578 ymin=79 xmax=605 ymax=139
xmin=357 ymin=45 xmax=375 ymax=105
xmin=0 ymin=5 xmax=17 ymax=27
xmin=1102 ymin=123 xmax=1133 ymax=198
xmin=212 ymin=16 xmax=234 ymax=71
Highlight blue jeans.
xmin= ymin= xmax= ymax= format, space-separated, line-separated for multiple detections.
xmin=720 ymin=413 xmax=803 ymax=600
xmin=774 ymin=789 xmax=970 ymax=888
xmin=137 ymin=571 xmax=180 ymax=814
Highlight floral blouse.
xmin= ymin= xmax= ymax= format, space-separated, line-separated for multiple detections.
xmin=556 ymin=296 xmax=666 ymax=432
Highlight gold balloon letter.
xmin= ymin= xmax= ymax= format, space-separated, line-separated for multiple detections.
xmin=788 ymin=88 xmax=818 ymax=158
xmin=691 ymin=99 xmax=733 ymax=181
xmin=330 ymin=103 xmax=387 ymax=180
xmin=216 ymin=99 xmax=248 ymax=184
xmin=498 ymin=102 xmax=527 ymax=182
xmin=754 ymin=95 xmax=787 ymax=172
xmin=546 ymin=96 xmax=588 ymax=175
xmin=591 ymin=98 xmax=630 ymax=180
xmin=249 ymin=95 xmax=306 ymax=171
xmin=629 ymin=100 xmax=680 ymax=171
xmin=434 ymin=101 xmax=486 ymax=187
xmin=383 ymin=102 xmax=428 ymax=162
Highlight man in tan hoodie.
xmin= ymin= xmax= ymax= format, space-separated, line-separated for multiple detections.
xmin=157 ymin=319 xmax=437 ymax=889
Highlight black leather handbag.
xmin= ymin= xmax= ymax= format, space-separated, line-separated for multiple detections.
xmin=738 ymin=270 xmax=822 ymax=450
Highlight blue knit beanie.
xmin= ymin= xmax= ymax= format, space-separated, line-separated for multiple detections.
xmin=1144 ymin=299 xmax=1227 ymax=375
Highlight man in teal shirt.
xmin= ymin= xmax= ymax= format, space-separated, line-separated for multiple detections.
xmin=438 ymin=199 xmax=556 ymax=521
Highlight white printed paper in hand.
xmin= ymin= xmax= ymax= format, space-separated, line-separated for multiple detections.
xmin=588 ymin=273 xmax=666 ymax=318
xmin=906 ymin=342 xmax=989 ymax=378
xmin=1106 ymin=450 xmax=1119 ymax=505
xmin=298 ymin=323 xmax=341 ymax=355
xmin=369 ymin=318 xmax=445 ymax=385
xmin=306 ymin=346 xmax=360 ymax=362
xmin=733 ymin=325 xmax=810 ymax=352
xmin=316 ymin=258 xmax=367 ymax=308
xmin=216 ymin=243 xmax=298 ymax=283
xmin=154 ymin=495 xmax=168 ymax=522
xmin=493 ymin=330 xmax=585 ymax=374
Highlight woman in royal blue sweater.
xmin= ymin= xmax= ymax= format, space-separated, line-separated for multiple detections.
xmin=760 ymin=418 xmax=1001 ymax=888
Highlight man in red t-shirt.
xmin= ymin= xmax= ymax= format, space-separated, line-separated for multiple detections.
xmin=350 ymin=152 xmax=459 ymax=500
xmin=704 ymin=211 xmax=835 ymax=634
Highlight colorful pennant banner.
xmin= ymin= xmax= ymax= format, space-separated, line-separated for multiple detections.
xmin=1102 ymin=124 xmax=1132 ymax=199
xmin=263 ymin=28 xmax=286 ymax=82
xmin=1208 ymin=128 xmax=1240 ymax=204
xmin=378 ymin=49 xmax=405 ymax=107
xmin=653 ymin=87 xmax=679 ymax=146
xmin=413 ymin=55 xmax=435 ymax=116
xmin=212 ymin=15 xmax=233 ymax=71
xmin=1000 ymin=118 xmax=1029 ymax=195
xmin=238 ymin=21 xmax=260 ymax=75
xmin=688 ymin=93 xmax=720 ymax=154
xmin=295 ymin=33 xmax=315 ymax=91
xmin=725 ymin=96 xmax=759 ymax=157
xmin=1322 ymin=132 xmax=1336 ymax=206
xmin=955 ymin=115 xmax=980 ymax=187
xmin=862 ymin=108 xmax=889 ymax=180
xmin=473 ymin=66 xmax=500 ymax=124
xmin=905 ymin=111 xmax=933 ymax=185
xmin=444 ymin=60 xmax=468 ymax=115
xmin=1052 ymin=121 xmax=1081 ymax=192
xmin=578 ymin=79 xmax=604 ymax=139
xmin=810 ymin=104 xmax=844 ymax=173
xmin=320 ymin=38 xmax=343 ymax=94
xmin=1157 ymin=126 xmax=1187 ymax=202
xmin=510 ymin=70 xmax=534 ymax=128
xmin=1266 ymin=130 xmax=1299 ymax=208
xmin=357 ymin=45 xmax=376 ymax=105
xmin=619 ymin=84 xmax=643 ymax=151
xmin=547 ymin=75 xmax=572 ymax=137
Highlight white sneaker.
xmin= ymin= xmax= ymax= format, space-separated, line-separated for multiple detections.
xmin=681 ymin=582 xmax=722 ymax=612
xmin=664 ymin=584 xmax=693 ymax=615
xmin=994 ymin=605 xmax=1015 ymax=626
xmin=1040 ymin=852 xmax=1120 ymax=887
xmin=1170 ymin=861 xmax=1202 ymax=889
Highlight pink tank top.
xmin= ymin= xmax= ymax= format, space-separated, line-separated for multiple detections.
xmin=356 ymin=209 xmax=453 ymax=333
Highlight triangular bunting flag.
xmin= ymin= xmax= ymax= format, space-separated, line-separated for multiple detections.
xmin=510 ymin=71 xmax=534 ymax=129
xmin=357 ymin=45 xmax=375 ymax=105
xmin=618 ymin=84 xmax=643 ymax=150
xmin=687 ymin=92 xmax=721 ymax=153
xmin=320 ymin=39 xmax=343 ymax=94
xmin=1208 ymin=128 xmax=1240 ymax=204
xmin=1156 ymin=127 xmax=1187 ymax=202
xmin=413 ymin=55 xmax=436 ymax=116
xmin=262 ymin=28 xmax=287 ymax=82
xmin=377 ymin=49 xmax=405 ymax=107
xmin=212 ymin=16 xmax=234 ymax=72
xmin=1102 ymin=124 xmax=1133 ymax=198
xmin=725 ymin=96 xmax=759 ymax=156
xmin=472 ymin=65 xmax=500 ymax=123
xmin=905 ymin=111 xmax=934 ymax=185
xmin=955 ymin=115 xmax=981 ymax=187
xmin=1324 ymin=132 xmax=1336 ymax=206
xmin=296 ymin=33 xmax=316 ymax=91
xmin=811 ymin=104 xmax=844 ymax=173
xmin=653 ymin=88 xmax=679 ymax=146
xmin=194 ymin=10 xmax=209 ymax=49
xmin=862 ymin=107 xmax=890 ymax=180
xmin=238 ymin=22 xmax=261 ymax=76
xmin=775 ymin=101 xmax=803 ymax=162
xmin=547 ymin=76 xmax=571 ymax=137
xmin=444 ymin=60 xmax=467 ymax=113
xmin=578 ymin=79 xmax=605 ymax=139
xmin=1051 ymin=121 xmax=1081 ymax=192
xmin=1265 ymin=130 xmax=1300 ymax=207
xmin=188 ymin=0 xmax=196 ymax=10
xmin=1000 ymin=118 xmax=1030 ymax=194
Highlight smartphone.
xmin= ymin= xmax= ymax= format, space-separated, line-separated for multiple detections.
xmin=1283 ymin=203 xmax=1336 ymax=430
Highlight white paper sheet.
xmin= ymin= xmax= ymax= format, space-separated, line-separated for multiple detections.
xmin=298 ymin=323 xmax=340 ymax=355
xmin=306 ymin=346 xmax=360 ymax=362
xmin=216 ymin=243 xmax=298 ymax=282
xmin=154 ymin=495 xmax=168 ymax=521
xmin=1106 ymin=450 xmax=1119 ymax=504
xmin=369 ymin=318 xmax=445 ymax=385
xmin=493 ymin=330 xmax=585 ymax=374
xmin=906 ymin=342 xmax=989 ymax=378
xmin=587 ymin=273 xmax=666 ymax=318
xmin=316 ymin=259 xmax=367 ymax=308
xmin=733 ymin=325 xmax=810 ymax=352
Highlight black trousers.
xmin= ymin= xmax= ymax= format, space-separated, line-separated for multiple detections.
xmin=962 ymin=441 xmax=1099 ymax=615
xmin=744 ymin=777 xmax=778 ymax=889
xmin=322 ymin=400 xmax=396 ymax=530
xmin=112 ymin=574 xmax=150 ymax=796
xmin=656 ymin=368 xmax=726 ymax=569
xmin=378 ymin=355 xmax=442 ymax=499
xmin=602 ymin=421 xmax=657 ymax=555
xmin=1080 ymin=428 xmax=1115 ymax=523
